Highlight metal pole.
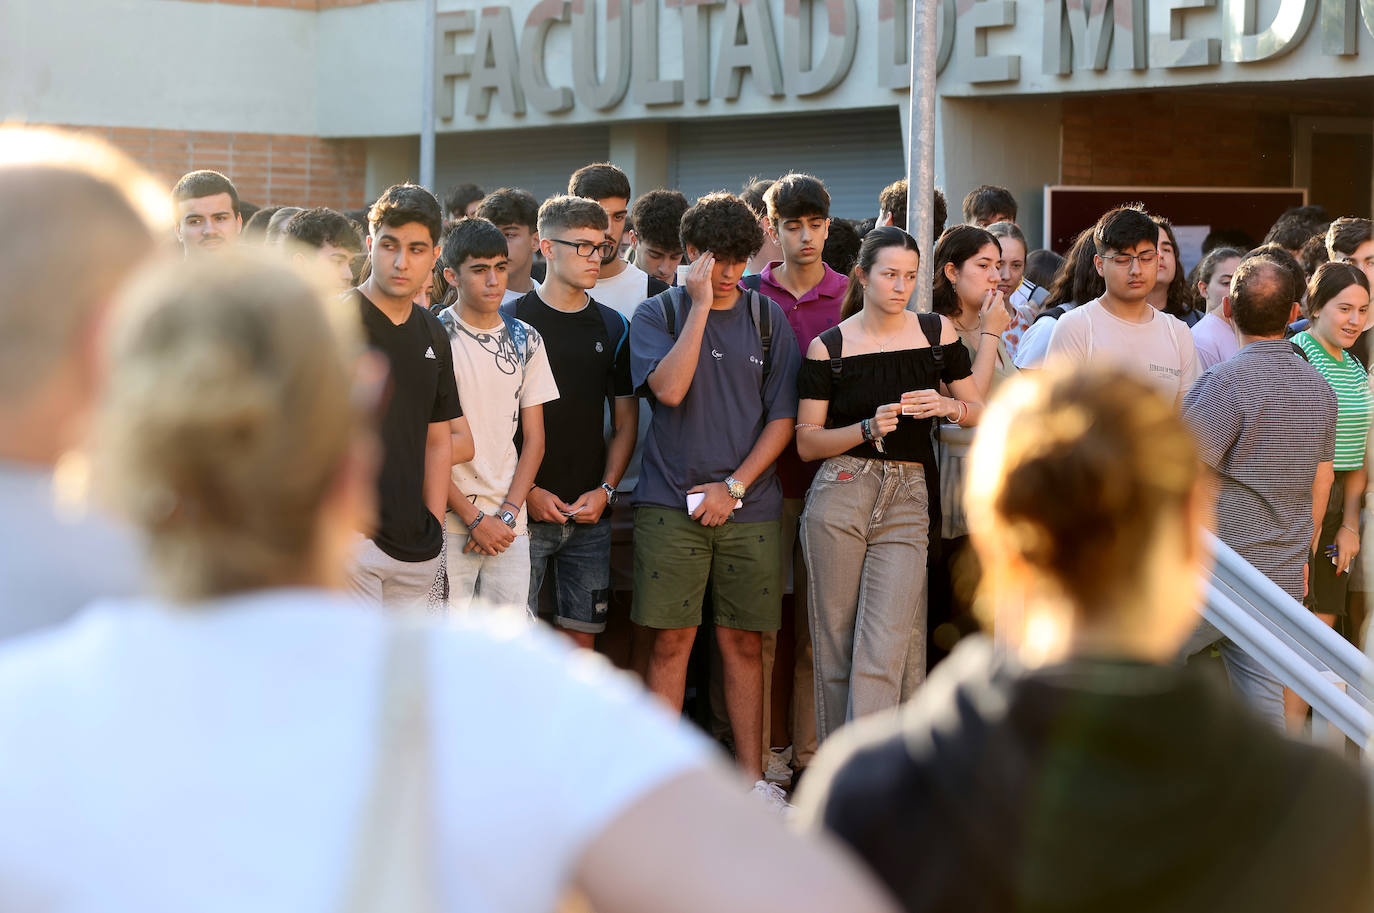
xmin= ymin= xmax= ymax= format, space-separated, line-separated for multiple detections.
xmin=420 ymin=0 xmax=438 ymax=192
xmin=905 ymin=0 xmax=939 ymax=314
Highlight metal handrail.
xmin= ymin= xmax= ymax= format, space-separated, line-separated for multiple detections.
xmin=1201 ymin=531 xmax=1374 ymax=748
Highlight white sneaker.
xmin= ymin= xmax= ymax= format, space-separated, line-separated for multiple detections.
xmin=764 ymin=746 xmax=794 ymax=786
xmin=751 ymin=778 xmax=791 ymax=813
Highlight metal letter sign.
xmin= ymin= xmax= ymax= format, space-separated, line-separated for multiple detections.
xmin=1223 ymin=0 xmax=1318 ymax=62
xmin=467 ymin=7 xmax=526 ymax=116
xmin=436 ymin=10 xmax=475 ymax=120
xmin=572 ymin=0 xmax=634 ymax=109
xmin=1150 ymin=0 xmax=1221 ymax=68
xmin=522 ymin=0 xmax=575 ymax=113
xmin=714 ymin=0 xmax=787 ymax=99
xmin=783 ymin=0 xmax=860 ymax=96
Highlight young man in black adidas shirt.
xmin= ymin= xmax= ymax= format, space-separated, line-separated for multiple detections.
xmin=348 ymin=183 xmax=471 ymax=608
xmin=510 ymin=196 xmax=637 ymax=647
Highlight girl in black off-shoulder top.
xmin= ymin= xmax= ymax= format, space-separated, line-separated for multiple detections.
xmin=793 ymin=226 xmax=986 ymax=742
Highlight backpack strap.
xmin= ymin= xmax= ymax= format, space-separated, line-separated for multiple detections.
xmin=818 ymin=325 xmax=844 ymax=386
xmin=657 ymin=287 xmax=679 ymax=339
xmin=601 ymin=305 xmax=630 ymax=364
xmin=748 ymin=291 xmax=773 ymax=381
xmin=498 ymin=311 xmax=530 ymax=365
xmin=1292 ymin=341 xmax=1309 ymax=362
xmin=917 ymin=312 xmax=946 ymax=374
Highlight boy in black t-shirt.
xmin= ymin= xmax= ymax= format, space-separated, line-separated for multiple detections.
xmin=347 ymin=184 xmax=471 ymax=609
xmin=513 ymin=196 xmax=637 ymax=648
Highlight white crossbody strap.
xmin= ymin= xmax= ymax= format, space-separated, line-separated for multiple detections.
xmin=342 ymin=623 xmax=442 ymax=913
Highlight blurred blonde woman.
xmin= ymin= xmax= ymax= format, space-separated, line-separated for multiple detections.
xmin=799 ymin=365 xmax=1372 ymax=913
xmin=0 ymin=250 xmax=898 ymax=913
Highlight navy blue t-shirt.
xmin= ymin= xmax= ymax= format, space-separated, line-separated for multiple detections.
xmin=629 ymin=288 xmax=800 ymax=523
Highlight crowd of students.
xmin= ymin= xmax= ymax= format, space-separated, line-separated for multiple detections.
xmin=2 ymin=123 xmax=1373 ymax=911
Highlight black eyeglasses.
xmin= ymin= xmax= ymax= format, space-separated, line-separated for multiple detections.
xmin=549 ymin=238 xmax=617 ymax=259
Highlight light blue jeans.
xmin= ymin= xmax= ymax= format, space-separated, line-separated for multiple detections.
xmin=445 ymin=531 xmax=532 ymax=616
xmin=801 ymin=455 xmax=930 ymax=742
xmin=1179 ymin=618 xmax=1284 ymax=730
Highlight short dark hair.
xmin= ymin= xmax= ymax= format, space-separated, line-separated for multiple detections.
xmin=679 ymin=192 xmax=764 ymax=263
xmin=440 ymin=217 xmax=508 ymax=271
xmin=172 ymin=170 xmax=240 ymax=215
xmin=765 ymin=173 xmax=830 ymax=223
xmin=1264 ymin=214 xmax=1321 ymax=252
xmin=630 ymin=190 xmax=688 ymax=252
xmin=1327 ymin=217 xmax=1373 ymax=259
xmin=569 ymin=163 xmax=631 ymax=202
xmin=1244 ymin=242 xmax=1305 ymax=306
xmin=740 ymin=178 xmax=775 ymax=219
xmin=822 ymin=218 xmax=862 ymax=278
xmin=879 ymin=179 xmax=906 ymax=227
xmin=476 ymin=187 xmax=539 ymax=232
xmin=932 ymin=225 xmax=1001 ymax=316
xmin=285 ymin=207 xmax=362 ymax=252
xmin=1093 ymin=206 xmax=1157 ymax=256
xmin=237 ymin=201 xmax=260 ymax=225
xmin=242 ymin=206 xmax=281 ymax=243
xmin=537 ymin=194 xmax=609 ymax=240
xmin=369 ymin=183 xmax=443 ymax=245
xmin=877 ymin=180 xmax=946 ymax=237
xmin=1306 ymin=261 xmax=1370 ymax=321
xmin=1299 ymin=234 xmax=1329 ymax=278
xmin=1024 ymin=248 xmax=1065 ymax=291
xmin=962 ymin=184 xmax=1017 ymax=224
xmin=442 ymin=183 xmax=484 ymax=220
xmin=1230 ymin=258 xmax=1299 ymax=337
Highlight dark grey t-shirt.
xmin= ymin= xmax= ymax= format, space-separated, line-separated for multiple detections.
xmin=629 ymin=289 xmax=800 ymax=523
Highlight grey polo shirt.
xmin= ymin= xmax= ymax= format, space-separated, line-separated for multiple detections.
xmin=1182 ymin=339 xmax=1337 ymax=600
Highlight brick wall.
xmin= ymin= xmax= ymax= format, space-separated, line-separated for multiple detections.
xmin=68 ymin=126 xmax=368 ymax=209
xmin=1060 ymin=92 xmax=1295 ymax=187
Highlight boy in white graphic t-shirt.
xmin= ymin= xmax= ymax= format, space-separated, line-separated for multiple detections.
xmin=439 ymin=218 xmax=559 ymax=611
xmin=1047 ymin=206 xmax=1199 ymax=403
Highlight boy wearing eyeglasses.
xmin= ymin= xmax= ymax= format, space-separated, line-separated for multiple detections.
xmin=439 ymin=218 xmax=560 ymax=611
xmin=1046 ymin=206 xmax=1199 ymax=402
xmin=507 ymin=196 xmax=638 ymax=646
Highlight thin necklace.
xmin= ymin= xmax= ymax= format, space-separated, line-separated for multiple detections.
xmin=862 ymin=311 xmax=905 ymax=352
xmin=951 ymin=309 xmax=979 ymax=333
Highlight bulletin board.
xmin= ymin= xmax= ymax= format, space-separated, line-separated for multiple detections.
xmin=1042 ymin=185 xmax=1308 ymax=270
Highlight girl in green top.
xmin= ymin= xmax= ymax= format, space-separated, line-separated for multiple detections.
xmin=1291 ymin=262 xmax=1372 ymax=632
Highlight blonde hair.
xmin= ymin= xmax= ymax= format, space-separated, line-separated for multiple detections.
xmin=0 ymin=125 xmax=170 ymax=400
xmin=965 ymin=365 xmax=1200 ymax=613
xmin=98 ymin=249 xmax=362 ymax=601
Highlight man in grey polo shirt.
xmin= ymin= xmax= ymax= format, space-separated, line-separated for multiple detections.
xmin=1181 ymin=255 xmax=1336 ymax=729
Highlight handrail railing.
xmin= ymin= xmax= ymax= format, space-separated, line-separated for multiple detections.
xmin=1201 ymin=531 xmax=1374 ymax=750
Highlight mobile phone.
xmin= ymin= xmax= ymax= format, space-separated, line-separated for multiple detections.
xmin=686 ymin=492 xmax=743 ymax=514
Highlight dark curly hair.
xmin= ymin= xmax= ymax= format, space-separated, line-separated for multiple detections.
xmin=679 ymin=192 xmax=764 ymax=263
xmin=629 ymin=189 xmax=688 ymax=253
xmin=284 ymin=207 xmax=362 ymax=252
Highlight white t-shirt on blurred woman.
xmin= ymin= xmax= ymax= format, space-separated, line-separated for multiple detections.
xmin=0 ymin=590 xmax=709 ymax=912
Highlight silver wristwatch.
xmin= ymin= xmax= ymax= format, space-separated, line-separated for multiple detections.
xmin=724 ymin=476 xmax=746 ymax=500
xmin=499 ymin=509 xmax=517 ymax=528
xmin=600 ymin=482 xmax=618 ymax=504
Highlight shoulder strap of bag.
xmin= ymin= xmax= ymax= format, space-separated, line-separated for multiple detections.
xmin=819 ymin=325 xmax=844 ymax=385
xmin=740 ymin=272 xmax=764 ymax=293
xmin=499 ymin=311 xmax=530 ymax=366
xmin=749 ymin=290 xmax=773 ymax=381
xmin=657 ymin=287 xmax=679 ymax=339
xmin=343 ymin=623 xmax=440 ymax=913
xmin=918 ymin=311 xmax=946 ymax=373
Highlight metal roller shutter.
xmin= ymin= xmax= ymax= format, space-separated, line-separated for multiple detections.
xmin=669 ymin=107 xmax=904 ymax=219
xmin=435 ymin=125 xmax=610 ymax=203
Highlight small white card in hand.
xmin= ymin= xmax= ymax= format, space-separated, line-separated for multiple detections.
xmin=686 ymin=492 xmax=743 ymax=514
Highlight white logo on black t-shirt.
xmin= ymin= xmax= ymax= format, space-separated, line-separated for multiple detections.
xmin=711 ymin=348 xmax=724 ymax=360
xmin=595 ymin=341 xmax=604 ymax=353
xmin=424 ymin=346 xmax=436 ymax=360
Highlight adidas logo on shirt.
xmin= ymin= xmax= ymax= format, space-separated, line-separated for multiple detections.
xmin=424 ymin=346 xmax=436 ymax=360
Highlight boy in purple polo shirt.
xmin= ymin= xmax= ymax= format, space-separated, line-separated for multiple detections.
xmin=744 ymin=173 xmax=848 ymax=787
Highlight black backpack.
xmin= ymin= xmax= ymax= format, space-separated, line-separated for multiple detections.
xmin=653 ymin=285 xmax=775 ymax=381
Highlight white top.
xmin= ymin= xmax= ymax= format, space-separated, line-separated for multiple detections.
xmin=1191 ymin=311 xmax=1241 ymax=373
xmin=441 ymin=308 xmax=560 ymax=534
xmin=1012 ymin=307 xmax=1073 ymax=370
xmin=1046 ymin=297 xmax=1200 ymax=400
xmin=0 ymin=461 xmax=142 ymax=642
xmin=592 ymin=261 xmax=654 ymax=321
xmin=0 ymin=590 xmax=710 ymax=912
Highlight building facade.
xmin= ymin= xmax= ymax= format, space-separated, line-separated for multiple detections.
xmin=5 ymin=0 xmax=1371 ymax=243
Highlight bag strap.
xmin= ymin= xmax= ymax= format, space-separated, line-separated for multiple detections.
xmin=342 ymin=623 xmax=440 ymax=913
xmin=918 ymin=312 xmax=945 ymax=374
xmin=740 ymin=272 xmax=764 ymax=293
xmin=749 ymin=290 xmax=773 ymax=381
xmin=599 ymin=303 xmax=631 ymax=412
xmin=819 ymin=325 xmax=844 ymax=385
xmin=657 ymin=287 xmax=679 ymax=339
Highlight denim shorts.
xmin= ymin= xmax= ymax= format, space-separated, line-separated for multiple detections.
xmin=527 ymin=518 xmax=612 ymax=633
